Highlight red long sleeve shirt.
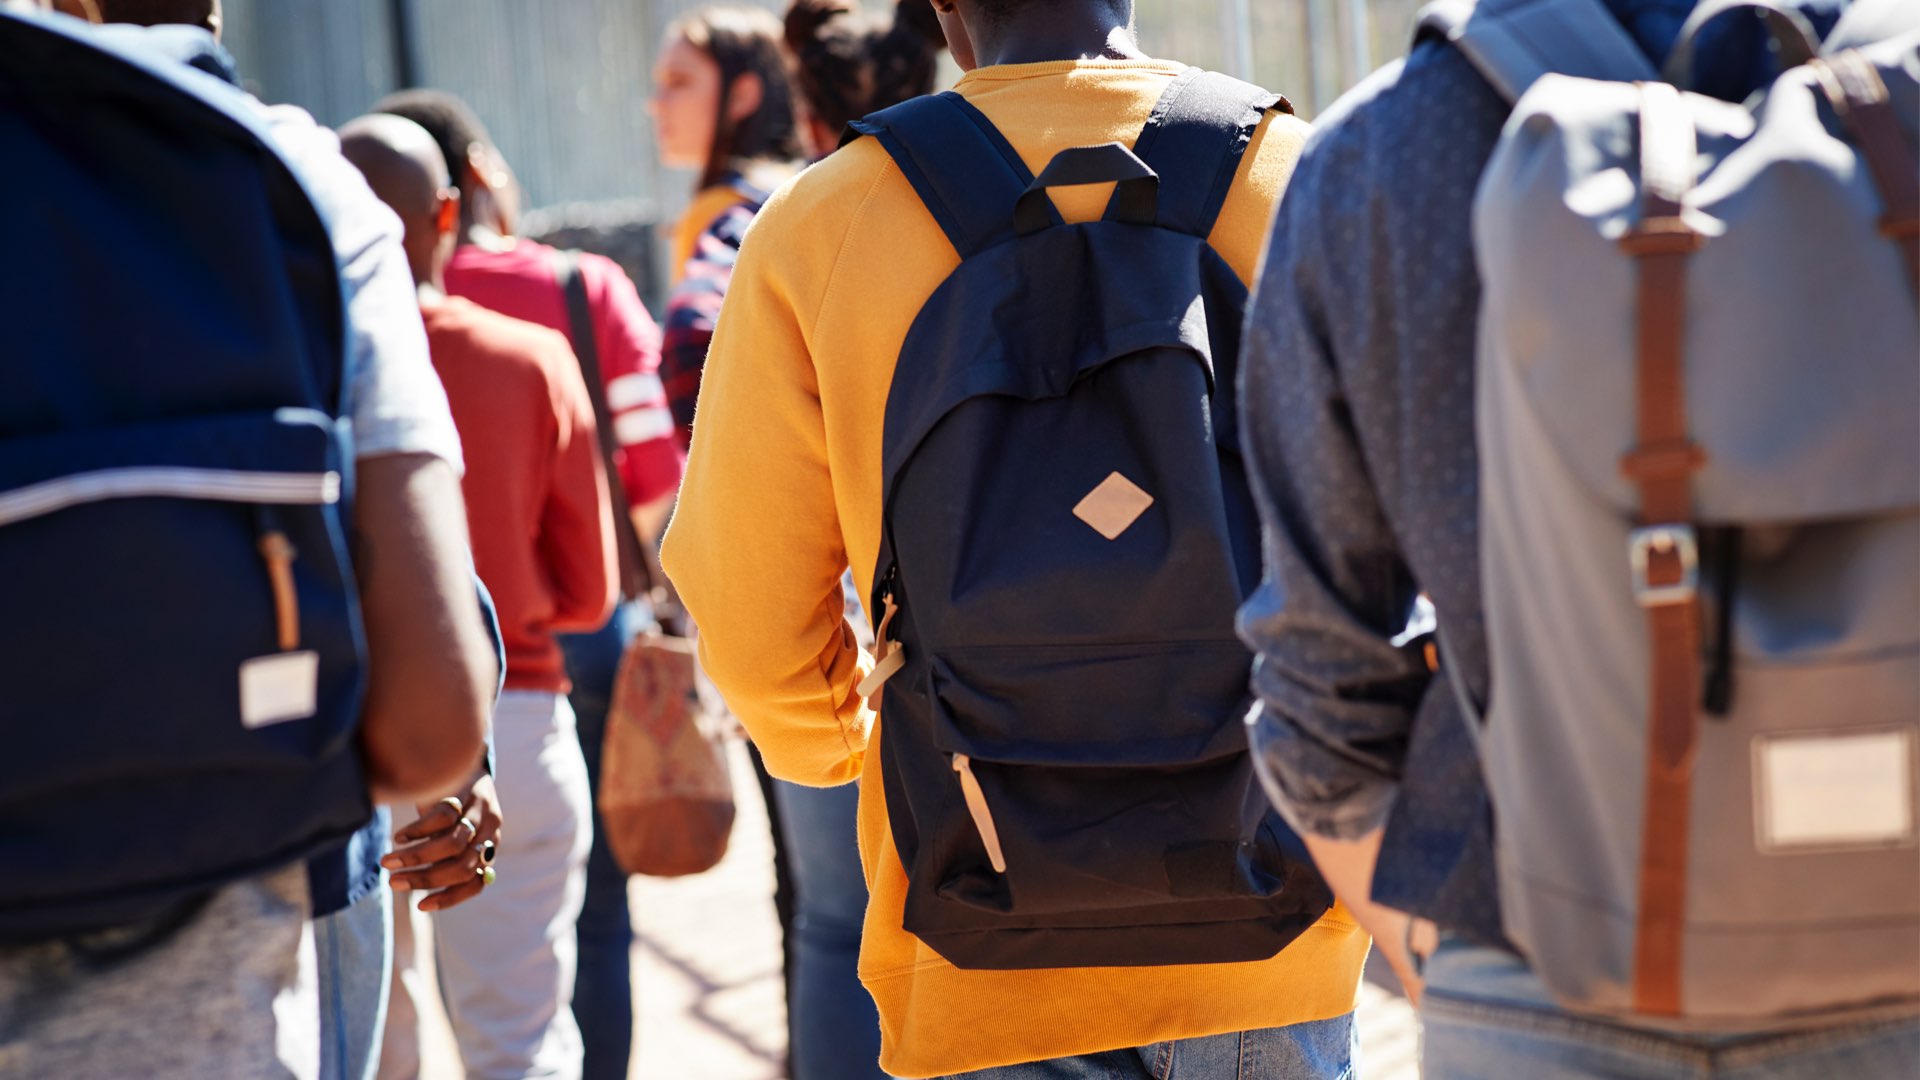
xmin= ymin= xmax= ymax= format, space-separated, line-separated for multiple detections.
xmin=421 ymin=294 xmax=617 ymax=692
xmin=445 ymin=241 xmax=684 ymax=508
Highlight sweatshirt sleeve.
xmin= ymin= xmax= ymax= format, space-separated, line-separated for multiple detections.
xmin=659 ymin=195 xmax=870 ymax=788
xmin=539 ymin=331 xmax=620 ymax=633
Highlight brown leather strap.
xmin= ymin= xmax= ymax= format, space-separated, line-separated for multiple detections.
xmin=1616 ymin=81 xmax=1708 ymax=1018
xmin=1814 ymin=52 xmax=1920 ymax=297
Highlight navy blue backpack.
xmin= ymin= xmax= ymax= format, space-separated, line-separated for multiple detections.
xmin=844 ymin=71 xmax=1334 ymax=969
xmin=0 ymin=10 xmax=371 ymax=941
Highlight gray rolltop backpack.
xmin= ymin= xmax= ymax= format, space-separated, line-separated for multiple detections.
xmin=1420 ymin=0 xmax=1920 ymax=1027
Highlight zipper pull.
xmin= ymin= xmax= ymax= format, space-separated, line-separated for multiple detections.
xmin=258 ymin=530 xmax=300 ymax=652
xmin=854 ymin=591 xmax=905 ymax=709
xmin=951 ymin=753 xmax=1007 ymax=874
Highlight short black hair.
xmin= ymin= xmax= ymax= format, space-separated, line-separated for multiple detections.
xmin=974 ymin=0 xmax=1126 ymax=23
xmin=96 ymin=0 xmax=217 ymax=31
xmin=370 ymin=89 xmax=499 ymax=195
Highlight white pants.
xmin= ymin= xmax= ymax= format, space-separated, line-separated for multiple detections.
xmin=385 ymin=690 xmax=593 ymax=1080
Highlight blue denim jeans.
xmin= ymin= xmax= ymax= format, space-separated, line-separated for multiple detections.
xmin=1420 ymin=936 xmax=1920 ymax=1079
xmin=770 ymin=778 xmax=884 ymax=1080
xmin=315 ymin=880 xmax=393 ymax=1080
xmin=560 ymin=602 xmax=645 ymax=1080
xmin=934 ymin=1014 xmax=1355 ymax=1079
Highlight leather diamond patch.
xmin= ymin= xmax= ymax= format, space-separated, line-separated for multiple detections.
xmin=1073 ymin=472 xmax=1153 ymax=540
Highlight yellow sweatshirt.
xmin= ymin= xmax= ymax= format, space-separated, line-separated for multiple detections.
xmin=661 ymin=58 xmax=1368 ymax=1078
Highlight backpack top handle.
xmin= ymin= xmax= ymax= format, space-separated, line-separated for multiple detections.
xmin=1014 ymin=143 xmax=1158 ymax=236
xmin=1661 ymin=0 xmax=1822 ymax=90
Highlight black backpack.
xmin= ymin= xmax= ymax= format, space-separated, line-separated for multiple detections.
xmin=844 ymin=70 xmax=1333 ymax=970
xmin=0 ymin=11 xmax=371 ymax=941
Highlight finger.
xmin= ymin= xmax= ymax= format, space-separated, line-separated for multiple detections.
xmin=394 ymin=799 xmax=463 ymax=844
xmin=381 ymin=818 xmax=477 ymax=871
xmin=417 ymin=877 xmax=487 ymax=913
xmin=389 ymin=848 xmax=483 ymax=892
xmin=473 ymin=806 xmax=502 ymax=841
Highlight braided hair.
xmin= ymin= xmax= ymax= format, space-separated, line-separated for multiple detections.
xmin=784 ymin=0 xmax=946 ymax=136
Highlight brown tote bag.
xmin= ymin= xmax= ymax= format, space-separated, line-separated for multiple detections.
xmin=597 ymin=632 xmax=736 ymax=877
xmin=552 ymin=251 xmax=735 ymax=877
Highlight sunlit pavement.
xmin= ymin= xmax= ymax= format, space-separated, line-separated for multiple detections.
xmin=423 ymin=740 xmax=1418 ymax=1079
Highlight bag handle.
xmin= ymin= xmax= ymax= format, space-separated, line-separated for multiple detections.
xmin=1013 ymin=143 xmax=1157 ymax=236
xmin=552 ymin=249 xmax=656 ymax=602
xmin=1661 ymin=0 xmax=1821 ymax=89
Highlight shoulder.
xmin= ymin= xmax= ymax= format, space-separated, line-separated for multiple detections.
xmin=1286 ymin=42 xmax=1504 ymax=203
xmin=748 ymin=140 xmax=894 ymax=254
xmin=429 ymin=297 xmax=575 ymax=378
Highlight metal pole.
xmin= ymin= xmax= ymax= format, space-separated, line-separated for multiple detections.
xmin=1305 ymin=0 xmax=1342 ymax=115
xmin=389 ymin=0 xmax=424 ymax=90
xmin=1221 ymin=0 xmax=1255 ymax=82
xmin=1345 ymin=0 xmax=1373 ymax=89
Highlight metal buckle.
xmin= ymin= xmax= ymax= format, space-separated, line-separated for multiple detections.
xmin=1628 ymin=525 xmax=1699 ymax=607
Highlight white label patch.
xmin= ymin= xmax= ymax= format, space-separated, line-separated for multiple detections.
xmin=239 ymin=651 xmax=320 ymax=729
xmin=1753 ymin=728 xmax=1917 ymax=853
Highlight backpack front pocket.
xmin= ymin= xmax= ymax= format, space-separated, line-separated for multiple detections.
xmin=911 ymin=640 xmax=1296 ymax=918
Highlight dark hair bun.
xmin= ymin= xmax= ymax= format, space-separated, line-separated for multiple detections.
xmin=892 ymin=0 xmax=945 ymax=48
xmin=785 ymin=0 xmax=858 ymax=52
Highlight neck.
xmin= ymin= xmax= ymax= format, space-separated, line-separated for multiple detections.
xmin=968 ymin=5 xmax=1142 ymax=68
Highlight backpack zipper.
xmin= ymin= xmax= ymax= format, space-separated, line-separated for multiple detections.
xmin=950 ymin=753 xmax=1007 ymax=874
xmin=854 ymin=586 xmax=906 ymax=709
xmin=858 ymin=568 xmax=1003 ymax=873
xmin=258 ymin=529 xmax=301 ymax=651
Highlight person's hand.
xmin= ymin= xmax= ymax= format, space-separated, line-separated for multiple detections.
xmin=1391 ymin=917 xmax=1436 ymax=1007
xmin=383 ymin=773 xmax=503 ymax=913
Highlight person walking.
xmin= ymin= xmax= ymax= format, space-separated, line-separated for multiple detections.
xmin=649 ymin=5 xmax=807 ymax=449
xmin=0 ymin=6 xmax=495 ymax=1078
xmin=661 ymin=1 xmax=1370 ymax=1077
xmin=370 ymin=88 xmax=684 ymax=1080
xmin=340 ymin=113 xmax=618 ymax=1080
xmin=1236 ymin=0 xmax=1920 ymax=1075
xmin=752 ymin=4 xmax=949 ymax=1077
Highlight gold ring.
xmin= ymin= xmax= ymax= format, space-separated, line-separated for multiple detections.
xmin=476 ymin=839 xmax=497 ymax=865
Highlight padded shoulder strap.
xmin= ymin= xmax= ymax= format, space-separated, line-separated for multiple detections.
xmin=1123 ymin=69 xmax=1290 ymax=238
xmin=1416 ymin=0 xmax=1656 ymax=104
xmin=844 ymin=92 xmax=1037 ymax=258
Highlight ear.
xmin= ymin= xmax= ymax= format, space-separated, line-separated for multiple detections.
xmin=51 ymin=0 xmax=102 ymax=21
xmin=464 ymin=144 xmax=499 ymax=196
xmin=726 ymin=71 xmax=765 ymax=127
xmin=929 ymin=0 xmax=958 ymax=11
xmin=435 ymin=189 xmax=462 ymax=237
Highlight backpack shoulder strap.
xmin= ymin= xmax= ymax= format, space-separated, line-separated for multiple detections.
xmin=1122 ymin=68 xmax=1291 ymax=239
xmin=1415 ymin=0 xmax=1657 ymax=104
xmin=844 ymin=92 xmax=1037 ymax=258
